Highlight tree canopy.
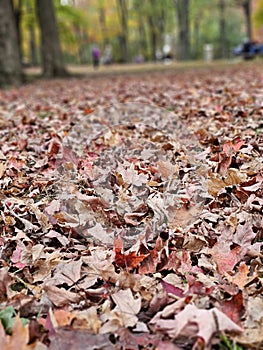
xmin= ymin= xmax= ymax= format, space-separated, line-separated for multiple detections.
xmin=16 ymin=0 xmax=261 ymax=64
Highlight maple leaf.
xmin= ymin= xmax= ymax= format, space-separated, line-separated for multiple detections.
xmin=11 ymin=245 xmax=29 ymax=269
xmin=225 ymin=262 xmax=256 ymax=289
xmin=221 ymin=291 xmax=244 ymax=325
xmin=114 ymin=238 xmax=149 ymax=270
xmin=151 ymin=304 xmax=242 ymax=346
xmin=100 ymin=288 xmax=141 ymax=332
xmin=47 ymin=138 xmax=61 ymax=159
xmin=208 ymin=243 xmax=242 ymax=274
xmin=234 ymin=296 xmax=263 ymax=348
xmin=223 ymin=137 xmax=245 ymax=156
xmin=160 ymin=280 xmax=184 ymax=298
xmin=51 ymin=259 xmax=82 ymax=286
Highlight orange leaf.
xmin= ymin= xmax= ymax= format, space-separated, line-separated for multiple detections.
xmin=83 ymin=108 xmax=94 ymax=115
xmin=114 ymin=238 xmax=148 ymax=270
xmin=0 ymin=316 xmax=35 ymax=350
xmin=115 ymin=250 xmax=149 ymax=271
xmin=54 ymin=309 xmax=76 ymax=327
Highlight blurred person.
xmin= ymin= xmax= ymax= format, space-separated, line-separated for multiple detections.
xmin=102 ymin=44 xmax=112 ymax=65
xmin=92 ymin=45 xmax=100 ymax=68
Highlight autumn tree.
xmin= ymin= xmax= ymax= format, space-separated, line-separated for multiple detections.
xmin=0 ymin=0 xmax=22 ymax=86
xmin=174 ymin=0 xmax=190 ymax=60
xmin=35 ymin=0 xmax=68 ymax=77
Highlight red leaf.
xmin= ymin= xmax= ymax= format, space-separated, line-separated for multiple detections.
xmin=114 ymin=238 xmax=148 ymax=270
xmin=83 ymin=108 xmax=94 ymax=115
xmin=138 ymin=236 xmax=164 ymax=274
xmin=160 ymin=280 xmax=184 ymax=298
xmin=221 ymin=291 xmax=244 ymax=326
xmin=223 ymin=137 xmax=245 ymax=156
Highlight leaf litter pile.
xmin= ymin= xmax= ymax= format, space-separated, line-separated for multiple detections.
xmin=0 ymin=63 xmax=262 ymax=349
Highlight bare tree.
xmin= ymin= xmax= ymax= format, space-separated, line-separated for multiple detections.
xmin=0 ymin=0 xmax=22 ymax=86
xmin=35 ymin=0 xmax=68 ymax=77
xmin=174 ymin=0 xmax=190 ymax=60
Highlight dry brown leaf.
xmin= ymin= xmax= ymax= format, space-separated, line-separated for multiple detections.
xmin=208 ymin=169 xmax=247 ymax=196
xmin=43 ymin=283 xmax=81 ymax=307
xmin=52 ymin=259 xmax=82 ymax=286
xmin=100 ymin=289 xmax=141 ymax=333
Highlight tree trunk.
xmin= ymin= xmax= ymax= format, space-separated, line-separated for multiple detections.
xmin=0 ymin=0 xmax=22 ymax=86
xmin=13 ymin=0 xmax=23 ymax=63
xmin=134 ymin=1 xmax=148 ymax=59
xmin=175 ymin=0 xmax=190 ymax=61
xmin=35 ymin=0 xmax=68 ymax=77
xmin=219 ymin=0 xmax=227 ymax=58
xmin=116 ymin=0 xmax=129 ymax=62
xmin=147 ymin=0 xmax=166 ymax=61
xmin=148 ymin=15 xmax=157 ymax=61
xmin=242 ymin=0 xmax=252 ymax=41
xmin=29 ymin=23 xmax=38 ymax=66
xmin=192 ymin=18 xmax=200 ymax=59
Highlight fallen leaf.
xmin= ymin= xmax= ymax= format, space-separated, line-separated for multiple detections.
xmin=151 ymin=304 xmax=242 ymax=346
xmin=43 ymin=283 xmax=80 ymax=307
xmin=208 ymin=169 xmax=247 ymax=196
xmin=49 ymin=329 xmax=115 ymax=350
xmin=114 ymin=238 xmax=149 ymax=270
xmin=0 ymin=315 xmax=35 ymax=350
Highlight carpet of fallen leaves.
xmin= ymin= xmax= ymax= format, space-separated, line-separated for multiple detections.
xmin=0 ymin=62 xmax=262 ymax=350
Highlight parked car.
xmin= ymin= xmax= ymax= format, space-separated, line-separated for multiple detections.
xmin=233 ymin=40 xmax=263 ymax=59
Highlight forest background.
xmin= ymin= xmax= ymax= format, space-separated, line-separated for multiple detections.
xmin=1 ymin=0 xmax=263 ymax=87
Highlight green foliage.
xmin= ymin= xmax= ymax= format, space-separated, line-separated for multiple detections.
xmin=0 ymin=306 xmax=28 ymax=335
xmin=190 ymin=0 xmax=244 ymax=59
xmin=17 ymin=0 xmax=256 ymax=64
xmin=56 ymin=4 xmax=89 ymax=56
xmin=254 ymin=0 xmax=263 ymax=27
xmin=219 ymin=333 xmax=243 ymax=350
